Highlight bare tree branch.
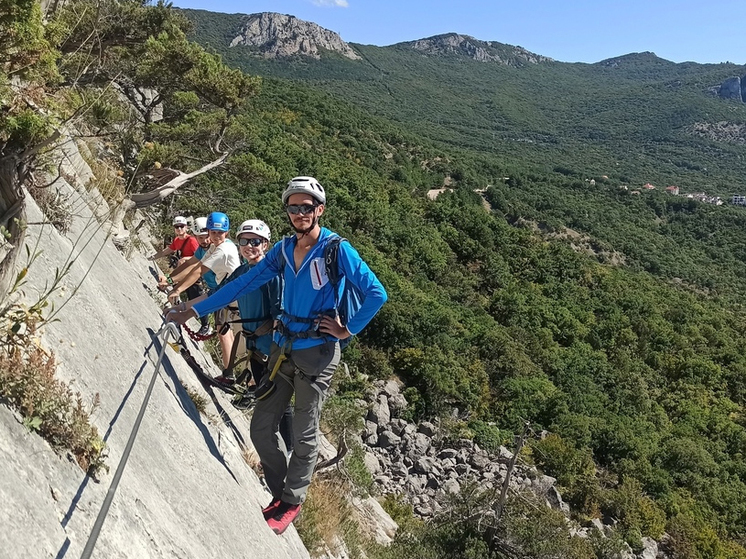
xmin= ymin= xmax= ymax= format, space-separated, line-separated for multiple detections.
xmin=127 ymin=152 xmax=229 ymax=210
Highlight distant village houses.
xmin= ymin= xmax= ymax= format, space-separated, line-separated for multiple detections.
xmin=732 ymin=195 xmax=746 ymax=206
xmin=687 ymin=192 xmax=723 ymax=205
xmin=665 ymin=185 xmax=679 ymax=195
xmin=643 ymin=183 xmax=655 ymax=190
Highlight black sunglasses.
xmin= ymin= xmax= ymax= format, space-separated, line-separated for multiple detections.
xmin=174 ymin=224 xmax=186 ymax=229
xmin=239 ymin=237 xmax=264 ymax=247
xmin=285 ymin=203 xmax=319 ymax=215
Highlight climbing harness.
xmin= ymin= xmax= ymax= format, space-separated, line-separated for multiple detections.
xmin=80 ymin=322 xmax=180 ymax=559
xmin=254 ymin=341 xmax=292 ymax=401
xmin=221 ymin=318 xmax=273 ymax=377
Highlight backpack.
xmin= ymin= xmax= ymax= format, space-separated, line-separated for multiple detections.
xmin=281 ymin=235 xmax=364 ymax=349
xmin=324 ymin=237 xmax=365 ymax=349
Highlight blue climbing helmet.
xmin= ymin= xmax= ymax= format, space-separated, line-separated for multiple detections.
xmin=206 ymin=211 xmax=230 ymax=232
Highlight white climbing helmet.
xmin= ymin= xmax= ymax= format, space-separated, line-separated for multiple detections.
xmin=193 ymin=216 xmax=208 ymax=236
xmin=236 ymin=219 xmax=271 ymax=242
xmin=282 ymin=176 xmax=326 ymax=205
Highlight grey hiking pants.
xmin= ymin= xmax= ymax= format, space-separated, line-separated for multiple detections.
xmin=250 ymin=340 xmax=340 ymax=505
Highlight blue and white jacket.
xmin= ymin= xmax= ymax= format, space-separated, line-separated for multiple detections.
xmin=193 ymin=228 xmax=387 ymax=350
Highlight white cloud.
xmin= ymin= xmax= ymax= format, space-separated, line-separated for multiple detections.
xmin=310 ymin=0 xmax=349 ymax=7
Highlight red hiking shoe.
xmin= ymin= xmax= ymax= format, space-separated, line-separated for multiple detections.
xmin=262 ymin=498 xmax=282 ymax=520
xmin=266 ymin=501 xmax=301 ymax=535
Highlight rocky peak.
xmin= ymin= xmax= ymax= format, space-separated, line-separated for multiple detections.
xmin=404 ymin=33 xmax=551 ymax=66
xmin=229 ymin=12 xmax=361 ymax=60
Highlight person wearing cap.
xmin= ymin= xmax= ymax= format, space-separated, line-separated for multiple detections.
xmin=166 ymin=177 xmax=387 ymax=535
xmin=147 ymin=216 xmax=199 ymax=268
xmin=167 ymin=211 xmax=241 ymax=368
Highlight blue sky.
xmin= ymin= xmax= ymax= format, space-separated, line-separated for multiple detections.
xmin=171 ymin=0 xmax=746 ymax=65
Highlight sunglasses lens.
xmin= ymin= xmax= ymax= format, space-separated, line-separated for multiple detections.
xmin=239 ymin=238 xmax=262 ymax=247
xmin=286 ymin=204 xmax=317 ymax=215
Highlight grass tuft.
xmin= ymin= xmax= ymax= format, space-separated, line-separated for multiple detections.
xmin=0 ymin=341 xmax=108 ymax=478
xmin=0 ymin=304 xmax=107 ymax=479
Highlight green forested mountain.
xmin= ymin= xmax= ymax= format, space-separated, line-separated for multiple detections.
xmin=178 ymin=9 xmax=746 ymax=555
xmin=6 ymin=2 xmax=746 ymax=557
xmin=182 ymin=8 xmax=746 ymax=193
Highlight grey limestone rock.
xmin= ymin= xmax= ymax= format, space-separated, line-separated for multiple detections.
xmin=469 ymin=451 xmax=491 ymax=469
xmin=229 ymin=13 xmax=361 ymax=60
xmin=498 ymin=446 xmax=515 ymax=463
xmin=719 ymin=76 xmax=743 ymax=101
xmin=367 ymin=395 xmax=391 ymax=426
xmin=639 ymin=537 xmax=658 ymax=559
xmin=387 ymin=393 xmax=408 ymax=415
xmin=418 ymin=422 xmax=437 ymax=437
xmin=390 ymin=461 xmax=409 ymax=478
xmin=443 ymin=478 xmax=461 ymax=495
xmin=351 ymin=496 xmax=399 ymax=546
xmin=389 ymin=418 xmax=408 ymax=436
xmin=363 ymin=452 xmax=381 ymax=476
xmin=414 ymin=457 xmax=436 ymax=475
xmin=378 ymin=430 xmax=401 ymax=449
xmin=437 ymin=448 xmax=458 ymax=460
xmin=363 ymin=420 xmax=377 ymax=439
xmin=546 ymin=486 xmax=570 ymax=515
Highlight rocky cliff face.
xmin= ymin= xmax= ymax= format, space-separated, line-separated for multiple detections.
xmin=718 ymin=75 xmax=746 ymax=102
xmin=229 ymin=12 xmax=361 ymax=60
xmin=405 ymin=33 xmax=551 ymax=66
xmin=0 ymin=132 xmax=311 ymax=558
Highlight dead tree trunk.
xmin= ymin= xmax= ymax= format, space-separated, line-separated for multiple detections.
xmin=0 ymin=157 xmax=27 ymax=302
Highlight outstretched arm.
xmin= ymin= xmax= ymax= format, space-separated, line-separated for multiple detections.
xmin=191 ymin=242 xmax=284 ymax=317
xmin=168 ymin=263 xmax=208 ymax=304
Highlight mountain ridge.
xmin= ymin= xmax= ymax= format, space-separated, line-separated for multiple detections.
xmin=179 ymin=8 xmax=719 ymax=65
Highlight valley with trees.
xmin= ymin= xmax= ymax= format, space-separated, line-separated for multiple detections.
xmin=4 ymin=1 xmax=746 ymax=557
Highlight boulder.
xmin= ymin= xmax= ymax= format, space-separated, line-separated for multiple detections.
xmin=469 ymin=451 xmax=491 ymax=469
xmin=453 ymin=439 xmax=475 ymax=451
xmin=546 ymin=486 xmax=570 ymax=515
xmin=363 ymin=420 xmax=377 ymax=439
xmin=418 ymin=422 xmax=437 ymax=437
xmin=378 ymin=430 xmax=401 ymax=449
xmin=351 ymin=496 xmax=398 ymax=546
xmin=363 ymin=452 xmax=381 ymax=475
xmin=387 ymin=393 xmax=408 ymax=415
xmin=443 ymin=478 xmax=460 ymax=495
xmin=498 ymin=446 xmax=515 ymax=463
xmin=437 ymin=448 xmax=458 ymax=460
xmin=639 ymin=537 xmax=658 ymax=559
xmin=389 ymin=418 xmax=408 ymax=436
xmin=414 ymin=457 xmax=436 ymax=475
xmin=411 ymin=433 xmax=431 ymax=457
xmin=367 ymin=395 xmax=391 ymax=426
xmin=390 ymin=461 xmax=409 ymax=478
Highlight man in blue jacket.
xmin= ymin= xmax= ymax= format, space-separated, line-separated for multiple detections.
xmin=167 ymin=176 xmax=387 ymax=535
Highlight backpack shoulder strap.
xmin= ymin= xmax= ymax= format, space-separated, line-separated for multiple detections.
xmin=324 ymin=236 xmax=346 ymax=287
